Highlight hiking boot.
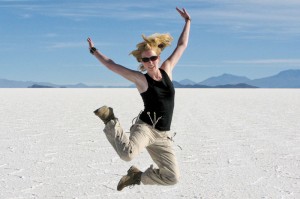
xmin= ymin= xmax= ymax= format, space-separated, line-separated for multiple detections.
xmin=94 ymin=106 xmax=116 ymax=124
xmin=117 ymin=166 xmax=142 ymax=191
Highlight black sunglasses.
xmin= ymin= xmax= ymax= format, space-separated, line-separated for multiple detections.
xmin=141 ymin=56 xmax=158 ymax=62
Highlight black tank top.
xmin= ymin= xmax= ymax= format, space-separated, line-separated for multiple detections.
xmin=139 ymin=68 xmax=175 ymax=131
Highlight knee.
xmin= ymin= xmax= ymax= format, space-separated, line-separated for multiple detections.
xmin=119 ymin=149 xmax=136 ymax=162
xmin=120 ymin=155 xmax=134 ymax=162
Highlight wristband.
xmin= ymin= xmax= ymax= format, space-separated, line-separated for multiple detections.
xmin=90 ymin=47 xmax=97 ymax=54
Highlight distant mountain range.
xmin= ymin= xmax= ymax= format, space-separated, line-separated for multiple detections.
xmin=1 ymin=69 xmax=300 ymax=88
xmin=176 ymin=69 xmax=300 ymax=88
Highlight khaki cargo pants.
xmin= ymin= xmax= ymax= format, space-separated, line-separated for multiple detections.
xmin=103 ymin=118 xmax=180 ymax=185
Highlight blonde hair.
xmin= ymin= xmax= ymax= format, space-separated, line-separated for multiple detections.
xmin=130 ymin=33 xmax=173 ymax=71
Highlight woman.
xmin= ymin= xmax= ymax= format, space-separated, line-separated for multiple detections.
xmin=87 ymin=7 xmax=190 ymax=191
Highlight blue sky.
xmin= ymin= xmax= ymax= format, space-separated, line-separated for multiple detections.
xmin=0 ymin=0 xmax=299 ymax=86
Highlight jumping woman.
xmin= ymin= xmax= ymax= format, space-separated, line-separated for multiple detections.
xmin=87 ymin=7 xmax=191 ymax=191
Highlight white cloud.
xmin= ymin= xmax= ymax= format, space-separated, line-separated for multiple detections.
xmin=46 ymin=41 xmax=118 ymax=49
xmin=46 ymin=42 xmax=86 ymax=49
xmin=176 ymin=59 xmax=300 ymax=68
xmin=181 ymin=0 xmax=300 ymax=38
xmin=0 ymin=1 xmax=164 ymax=19
xmin=44 ymin=33 xmax=58 ymax=38
xmin=223 ymin=59 xmax=300 ymax=65
xmin=20 ymin=13 xmax=31 ymax=18
xmin=0 ymin=0 xmax=31 ymax=2
xmin=1 ymin=0 xmax=300 ymax=37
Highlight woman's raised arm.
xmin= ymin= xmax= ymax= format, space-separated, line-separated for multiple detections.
xmin=161 ymin=7 xmax=191 ymax=74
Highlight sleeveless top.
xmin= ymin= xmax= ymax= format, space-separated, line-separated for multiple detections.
xmin=139 ymin=68 xmax=175 ymax=131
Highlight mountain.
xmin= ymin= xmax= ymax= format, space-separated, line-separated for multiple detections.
xmin=62 ymin=83 xmax=91 ymax=88
xmin=173 ymin=81 xmax=256 ymax=88
xmin=213 ymin=83 xmax=257 ymax=88
xmin=192 ymin=69 xmax=300 ymax=88
xmin=172 ymin=81 xmax=210 ymax=88
xmin=0 ymin=79 xmax=60 ymax=88
xmin=28 ymin=84 xmax=54 ymax=88
xmin=179 ymin=79 xmax=196 ymax=85
xmin=247 ymin=69 xmax=300 ymax=88
xmin=1 ymin=69 xmax=299 ymax=88
xmin=0 ymin=79 xmax=92 ymax=88
xmin=198 ymin=73 xmax=251 ymax=86
xmin=172 ymin=81 xmax=184 ymax=88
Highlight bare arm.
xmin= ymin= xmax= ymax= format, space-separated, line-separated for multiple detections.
xmin=161 ymin=8 xmax=191 ymax=75
xmin=87 ymin=38 xmax=144 ymax=87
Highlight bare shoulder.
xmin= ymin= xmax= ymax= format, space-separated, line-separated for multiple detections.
xmin=134 ymin=72 xmax=148 ymax=93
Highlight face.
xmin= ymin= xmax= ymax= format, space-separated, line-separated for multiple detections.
xmin=141 ymin=50 xmax=160 ymax=71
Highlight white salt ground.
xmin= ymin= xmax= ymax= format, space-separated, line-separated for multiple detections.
xmin=0 ymin=88 xmax=299 ymax=199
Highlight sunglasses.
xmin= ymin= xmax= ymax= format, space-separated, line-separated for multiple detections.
xmin=141 ymin=56 xmax=158 ymax=63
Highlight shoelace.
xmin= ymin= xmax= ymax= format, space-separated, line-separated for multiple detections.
xmin=132 ymin=111 xmax=182 ymax=150
xmin=168 ymin=132 xmax=183 ymax=150
xmin=131 ymin=111 xmax=162 ymax=129
xmin=131 ymin=110 xmax=143 ymax=125
xmin=147 ymin=111 xmax=162 ymax=129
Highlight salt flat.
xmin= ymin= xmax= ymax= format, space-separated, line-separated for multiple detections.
xmin=0 ymin=88 xmax=299 ymax=199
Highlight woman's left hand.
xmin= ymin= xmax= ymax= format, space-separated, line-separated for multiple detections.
xmin=87 ymin=37 xmax=94 ymax=49
xmin=176 ymin=7 xmax=191 ymax=22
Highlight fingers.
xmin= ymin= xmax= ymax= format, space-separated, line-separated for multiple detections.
xmin=87 ymin=37 xmax=92 ymax=43
xmin=176 ymin=7 xmax=190 ymax=21
xmin=176 ymin=7 xmax=186 ymax=13
xmin=176 ymin=7 xmax=187 ymax=16
xmin=176 ymin=7 xmax=184 ymax=15
xmin=87 ymin=37 xmax=94 ymax=48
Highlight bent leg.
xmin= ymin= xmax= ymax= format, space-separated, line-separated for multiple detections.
xmin=141 ymin=132 xmax=180 ymax=185
xmin=104 ymin=120 xmax=155 ymax=162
